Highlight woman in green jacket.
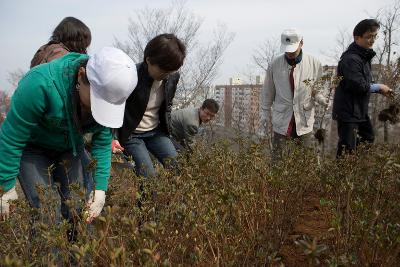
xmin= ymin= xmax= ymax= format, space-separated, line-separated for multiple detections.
xmin=0 ymin=47 xmax=137 ymax=227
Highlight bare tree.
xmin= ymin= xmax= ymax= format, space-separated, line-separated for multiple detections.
xmin=324 ymin=27 xmax=353 ymax=62
xmin=251 ymin=38 xmax=280 ymax=145
xmin=371 ymin=1 xmax=400 ymax=81
xmin=231 ymin=97 xmax=246 ymax=134
xmin=178 ymin=23 xmax=234 ymax=107
xmin=369 ymin=0 xmax=400 ymax=142
xmin=239 ymin=64 xmax=261 ymax=85
xmin=114 ymin=0 xmax=234 ymax=108
xmin=252 ymin=38 xmax=280 ymax=72
xmin=7 ymin=69 xmax=25 ymax=89
xmin=380 ymin=1 xmax=400 ymax=66
xmin=0 ymin=91 xmax=11 ymax=124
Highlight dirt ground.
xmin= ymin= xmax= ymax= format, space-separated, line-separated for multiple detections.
xmin=279 ymin=193 xmax=333 ymax=266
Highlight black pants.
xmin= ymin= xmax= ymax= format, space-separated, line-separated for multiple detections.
xmin=336 ymin=117 xmax=374 ymax=158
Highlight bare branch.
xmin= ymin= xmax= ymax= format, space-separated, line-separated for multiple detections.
xmin=323 ymin=27 xmax=353 ymax=62
xmin=114 ymin=0 xmax=234 ymax=108
xmin=7 ymin=69 xmax=25 ymax=89
xmin=252 ymin=38 xmax=280 ymax=72
xmin=115 ymin=0 xmax=203 ymax=63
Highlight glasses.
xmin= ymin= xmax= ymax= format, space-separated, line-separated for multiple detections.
xmin=363 ymin=34 xmax=379 ymax=41
xmin=204 ymin=110 xmax=216 ymax=119
xmin=157 ymin=68 xmax=177 ymax=80
xmin=160 ymin=70 xmax=176 ymax=76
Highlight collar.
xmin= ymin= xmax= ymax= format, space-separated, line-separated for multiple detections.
xmin=285 ymin=49 xmax=303 ymax=66
xmin=346 ymin=42 xmax=376 ymax=61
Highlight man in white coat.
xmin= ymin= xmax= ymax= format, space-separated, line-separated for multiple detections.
xmin=261 ymin=29 xmax=328 ymax=159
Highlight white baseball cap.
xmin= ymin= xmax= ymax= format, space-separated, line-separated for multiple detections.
xmin=86 ymin=47 xmax=137 ymax=128
xmin=280 ymin=29 xmax=303 ymax=53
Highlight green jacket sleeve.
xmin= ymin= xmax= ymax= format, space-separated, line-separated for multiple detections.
xmin=90 ymin=127 xmax=112 ymax=191
xmin=0 ymin=72 xmax=48 ymax=191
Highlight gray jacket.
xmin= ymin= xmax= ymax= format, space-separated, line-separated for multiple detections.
xmin=170 ymin=107 xmax=200 ymax=148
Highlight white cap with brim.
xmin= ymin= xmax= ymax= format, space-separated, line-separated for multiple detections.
xmin=280 ymin=29 xmax=303 ymax=53
xmin=87 ymin=47 xmax=138 ymax=128
xmin=90 ymin=88 xmax=127 ymax=128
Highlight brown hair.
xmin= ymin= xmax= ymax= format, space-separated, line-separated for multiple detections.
xmin=201 ymin=99 xmax=219 ymax=113
xmin=144 ymin=33 xmax=186 ymax=71
xmin=74 ymin=59 xmax=90 ymax=86
xmin=50 ymin=17 xmax=91 ymax=53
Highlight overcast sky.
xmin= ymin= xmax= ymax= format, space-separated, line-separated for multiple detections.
xmin=0 ymin=0 xmax=394 ymax=92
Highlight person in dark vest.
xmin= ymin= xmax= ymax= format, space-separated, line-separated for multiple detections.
xmin=112 ymin=34 xmax=186 ymax=178
xmin=332 ymin=19 xmax=393 ymax=157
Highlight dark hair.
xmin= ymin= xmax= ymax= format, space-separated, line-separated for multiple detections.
xmin=74 ymin=59 xmax=90 ymax=86
xmin=50 ymin=17 xmax=91 ymax=53
xmin=201 ymin=99 xmax=219 ymax=113
xmin=144 ymin=33 xmax=186 ymax=71
xmin=353 ymin=19 xmax=380 ymax=37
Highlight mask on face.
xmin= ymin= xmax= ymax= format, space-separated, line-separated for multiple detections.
xmin=285 ymin=49 xmax=303 ymax=66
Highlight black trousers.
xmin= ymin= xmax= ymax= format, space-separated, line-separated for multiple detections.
xmin=336 ymin=117 xmax=375 ymax=158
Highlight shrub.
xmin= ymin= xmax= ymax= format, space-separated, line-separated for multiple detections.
xmin=0 ymin=140 xmax=399 ymax=266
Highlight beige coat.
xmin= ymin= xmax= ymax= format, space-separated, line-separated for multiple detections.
xmin=261 ymin=53 xmax=327 ymax=136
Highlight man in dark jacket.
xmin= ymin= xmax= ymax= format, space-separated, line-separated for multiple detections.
xmin=114 ymin=34 xmax=186 ymax=178
xmin=333 ymin=19 xmax=393 ymax=157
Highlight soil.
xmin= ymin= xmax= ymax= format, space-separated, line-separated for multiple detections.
xmin=278 ymin=193 xmax=333 ymax=266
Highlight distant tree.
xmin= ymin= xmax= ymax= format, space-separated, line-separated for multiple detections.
xmin=0 ymin=91 xmax=11 ymax=124
xmin=324 ymin=27 xmax=353 ymax=62
xmin=252 ymin=38 xmax=280 ymax=72
xmin=7 ymin=68 xmax=25 ymax=90
xmin=370 ymin=0 xmax=400 ymax=142
xmin=251 ymin=38 xmax=280 ymax=145
xmin=114 ymin=0 xmax=234 ymax=108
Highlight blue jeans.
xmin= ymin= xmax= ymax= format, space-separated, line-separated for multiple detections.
xmin=18 ymin=144 xmax=89 ymax=224
xmin=122 ymin=128 xmax=177 ymax=178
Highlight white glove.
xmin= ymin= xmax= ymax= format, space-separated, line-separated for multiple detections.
xmin=86 ymin=190 xmax=106 ymax=223
xmin=315 ymin=93 xmax=329 ymax=107
xmin=303 ymin=100 xmax=314 ymax=111
xmin=0 ymin=186 xmax=18 ymax=219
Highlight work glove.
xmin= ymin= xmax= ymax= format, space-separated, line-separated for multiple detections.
xmin=86 ymin=190 xmax=106 ymax=223
xmin=0 ymin=186 xmax=18 ymax=220
xmin=315 ymin=93 xmax=329 ymax=107
xmin=112 ymin=139 xmax=124 ymax=154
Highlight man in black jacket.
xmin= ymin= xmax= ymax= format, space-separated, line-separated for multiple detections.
xmin=333 ymin=19 xmax=393 ymax=157
xmin=113 ymin=34 xmax=186 ymax=177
